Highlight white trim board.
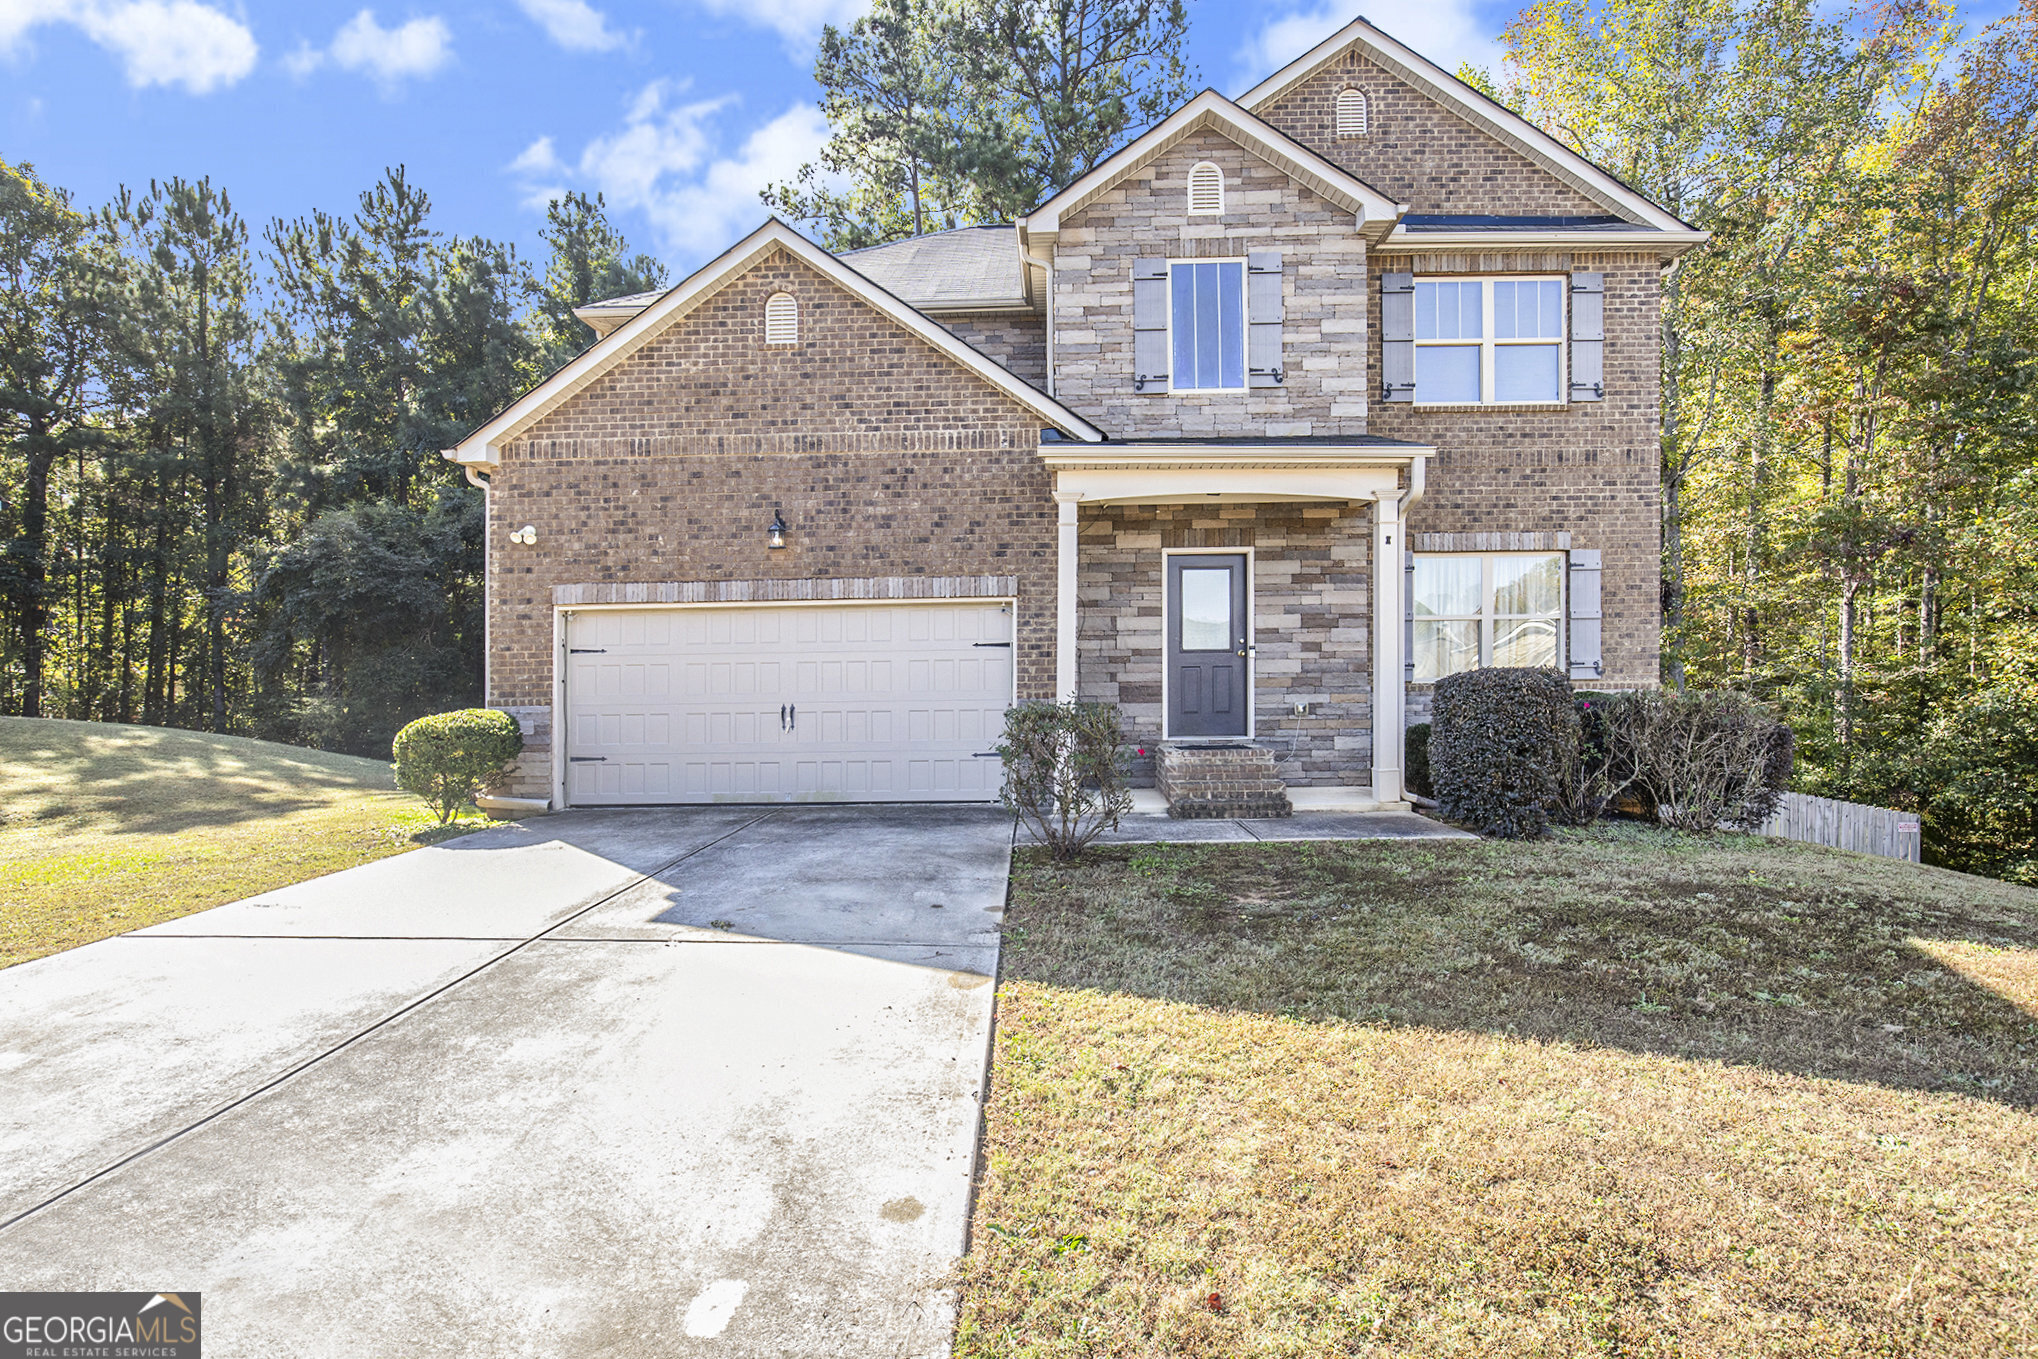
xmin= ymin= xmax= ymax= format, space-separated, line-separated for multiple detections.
xmin=447 ymin=219 xmax=1104 ymax=470
xmin=1237 ymin=16 xmax=1700 ymax=238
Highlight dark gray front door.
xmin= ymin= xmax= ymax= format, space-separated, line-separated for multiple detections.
xmin=1166 ymin=553 xmax=1250 ymax=737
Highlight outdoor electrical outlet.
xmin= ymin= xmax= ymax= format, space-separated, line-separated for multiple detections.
xmin=1292 ymin=701 xmax=1311 ymax=717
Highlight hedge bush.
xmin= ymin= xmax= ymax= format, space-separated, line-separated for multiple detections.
xmin=1428 ymin=667 xmax=1581 ymax=838
xmin=999 ymin=700 xmax=1132 ymax=859
xmin=1404 ymin=722 xmax=1433 ymax=799
xmin=1599 ymin=690 xmax=1793 ymax=832
xmin=392 ymin=708 xmax=525 ymax=823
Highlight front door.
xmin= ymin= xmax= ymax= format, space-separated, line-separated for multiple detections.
xmin=1166 ymin=553 xmax=1250 ymax=737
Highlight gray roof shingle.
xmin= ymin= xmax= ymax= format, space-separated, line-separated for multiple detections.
xmin=841 ymin=226 xmax=1025 ymax=308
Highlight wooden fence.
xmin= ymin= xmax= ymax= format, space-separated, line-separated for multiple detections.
xmin=1758 ymin=791 xmax=1921 ymax=863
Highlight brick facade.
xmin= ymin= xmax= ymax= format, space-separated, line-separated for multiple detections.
xmin=483 ymin=247 xmax=1058 ymax=797
xmin=1258 ymin=51 xmax=1623 ymax=220
xmin=932 ymin=311 xmax=1047 ymax=389
xmin=1049 ymin=129 xmax=1372 ymax=437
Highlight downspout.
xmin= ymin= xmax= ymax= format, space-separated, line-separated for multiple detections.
xmin=453 ymin=453 xmax=492 ymax=708
xmin=1017 ymin=222 xmax=1056 ymax=398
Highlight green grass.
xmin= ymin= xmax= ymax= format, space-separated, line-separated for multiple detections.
xmin=957 ymin=826 xmax=2038 ymax=1358
xmin=0 ymin=716 xmax=493 ymax=968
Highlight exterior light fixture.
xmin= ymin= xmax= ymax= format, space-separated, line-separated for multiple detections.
xmin=767 ymin=510 xmax=788 ymax=549
xmin=510 ymin=525 xmax=537 ymax=545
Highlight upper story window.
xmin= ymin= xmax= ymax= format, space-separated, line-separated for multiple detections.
xmin=1414 ymin=276 xmax=1565 ymax=403
xmin=1336 ymin=88 xmax=1369 ymax=137
xmin=1187 ymin=162 xmax=1224 ymax=215
xmin=1413 ymin=553 xmax=1564 ymax=680
xmin=764 ymin=291 xmax=798 ymax=344
xmin=1170 ymin=259 xmax=1245 ymax=391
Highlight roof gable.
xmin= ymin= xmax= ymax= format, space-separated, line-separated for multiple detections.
xmin=448 ymin=219 xmax=1103 ymax=466
xmin=1019 ymin=90 xmax=1406 ymax=244
xmin=1238 ymin=16 xmax=1695 ymax=235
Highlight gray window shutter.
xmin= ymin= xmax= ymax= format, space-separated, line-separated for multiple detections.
xmin=1404 ymin=549 xmax=1416 ymax=684
xmin=1381 ymin=271 xmax=1415 ymax=402
xmin=1248 ymin=251 xmax=1283 ymax=387
xmin=1133 ymin=257 xmax=1169 ymax=393
xmin=1569 ymin=271 xmax=1604 ymax=401
xmin=1568 ymin=548 xmax=1603 ymax=681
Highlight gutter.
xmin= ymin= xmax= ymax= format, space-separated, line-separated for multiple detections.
xmin=1016 ymin=223 xmax=1056 ymax=398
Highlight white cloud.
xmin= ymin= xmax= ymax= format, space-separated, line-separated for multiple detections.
xmin=1236 ymin=0 xmax=1500 ymax=94
xmin=291 ymin=8 xmax=451 ymax=83
xmin=517 ymin=0 xmax=625 ymax=52
xmin=691 ymin=0 xmax=864 ymax=48
xmin=0 ymin=0 xmax=257 ymax=92
xmin=511 ymin=82 xmax=834 ymax=266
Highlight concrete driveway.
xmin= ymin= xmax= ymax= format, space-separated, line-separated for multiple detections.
xmin=0 ymin=805 xmax=1013 ymax=1357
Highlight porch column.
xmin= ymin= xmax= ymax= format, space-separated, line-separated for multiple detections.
xmin=1055 ymin=490 xmax=1081 ymax=701
xmin=1372 ymin=491 xmax=1405 ymax=803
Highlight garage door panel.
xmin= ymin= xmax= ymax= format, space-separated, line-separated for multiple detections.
xmin=566 ymin=603 xmax=1010 ymax=805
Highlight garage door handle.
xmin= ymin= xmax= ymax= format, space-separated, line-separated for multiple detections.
xmin=568 ymin=756 xmax=606 ymax=763
xmin=973 ymin=751 xmax=1002 ymax=758
xmin=569 ymin=648 xmax=606 ymax=654
xmin=972 ymin=641 xmax=1012 ymax=647
xmin=788 ymin=704 xmax=796 ymax=731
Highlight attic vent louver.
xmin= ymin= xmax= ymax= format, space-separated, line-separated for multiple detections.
xmin=1336 ymin=88 xmax=1369 ymax=138
xmin=764 ymin=291 xmax=798 ymax=344
xmin=1187 ymin=162 xmax=1223 ymax=215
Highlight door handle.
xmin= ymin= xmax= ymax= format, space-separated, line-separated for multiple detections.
xmin=1236 ymin=648 xmax=1247 ymax=657
xmin=788 ymin=704 xmax=796 ymax=731
xmin=780 ymin=703 xmax=787 ymax=731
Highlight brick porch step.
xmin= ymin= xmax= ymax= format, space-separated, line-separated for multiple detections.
xmin=1156 ymin=744 xmax=1293 ymax=820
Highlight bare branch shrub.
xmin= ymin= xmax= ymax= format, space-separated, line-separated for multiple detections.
xmin=999 ymin=700 xmax=1133 ymax=859
xmin=1601 ymin=691 xmax=1793 ymax=831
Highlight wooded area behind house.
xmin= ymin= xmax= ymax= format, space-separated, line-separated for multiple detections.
xmin=1 ymin=0 xmax=2034 ymax=881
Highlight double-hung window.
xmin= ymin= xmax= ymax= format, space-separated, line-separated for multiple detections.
xmin=1170 ymin=259 xmax=1245 ymax=391
xmin=1412 ymin=553 xmax=1565 ymax=680
xmin=1413 ymin=277 xmax=1565 ymax=404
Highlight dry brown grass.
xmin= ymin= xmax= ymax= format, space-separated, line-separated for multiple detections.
xmin=955 ymin=827 xmax=2038 ymax=1357
xmin=0 ymin=717 xmax=487 ymax=968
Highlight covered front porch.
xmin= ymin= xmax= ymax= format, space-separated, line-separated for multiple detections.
xmin=1039 ymin=435 xmax=1434 ymax=809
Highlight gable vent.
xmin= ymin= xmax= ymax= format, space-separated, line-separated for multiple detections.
xmin=1336 ymin=88 xmax=1369 ymax=138
xmin=1187 ymin=161 xmax=1224 ymax=215
xmin=764 ymin=291 xmax=798 ymax=344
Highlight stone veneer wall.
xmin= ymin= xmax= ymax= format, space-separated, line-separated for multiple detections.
xmin=1257 ymin=50 xmax=1622 ymax=219
xmin=484 ymin=246 xmax=1058 ymax=799
xmin=1049 ymin=128 xmax=1372 ymax=438
xmin=1075 ymin=502 xmax=1376 ymax=788
xmin=933 ymin=311 xmax=1047 ymax=390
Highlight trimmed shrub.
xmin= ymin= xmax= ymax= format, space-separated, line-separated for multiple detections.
xmin=392 ymin=708 xmax=524 ymax=823
xmin=1405 ymin=722 xmax=1433 ymax=799
xmin=1429 ymin=667 xmax=1581 ymax=838
xmin=1599 ymin=690 xmax=1792 ymax=832
xmin=999 ymin=700 xmax=1133 ymax=859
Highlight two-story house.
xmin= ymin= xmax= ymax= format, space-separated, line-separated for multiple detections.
xmin=446 ymin=16 xmax=1704 ymax=814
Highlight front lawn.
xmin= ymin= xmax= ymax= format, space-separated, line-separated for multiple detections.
xmin=957 ymin=826 xmax=2038 ymax=1357
xmin=0 ymin=717 xmax=489 ymax=969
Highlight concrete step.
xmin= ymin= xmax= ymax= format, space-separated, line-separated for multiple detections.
xmin=1156 ymin=743 xmax=1293 ymax=820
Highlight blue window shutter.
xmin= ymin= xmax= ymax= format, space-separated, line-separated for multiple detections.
xmin=1569 ymin=548 xmax=1604 ymax=680
xmin=1404 ymin=549 xmax=1417 ymax=683
xmin=1133 ymin=257 xmax=1169 ymax=393
xmin=1569 ymin=271 xmax=1604 ymax=401
xmin=1248 ymin=251 xmax=1283 ymax=388
xmin=1382 ymin=271 xmax=1415 ymax=402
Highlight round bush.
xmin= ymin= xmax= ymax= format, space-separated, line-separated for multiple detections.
xmin=392 ymin=708 xmax=525 ymax=823
xmin=1429 ymin=667 xmax=1581 ymax=838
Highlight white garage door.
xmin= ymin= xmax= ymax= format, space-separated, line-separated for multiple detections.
xmin=563 ymin=602 xmax=1015 ymax=805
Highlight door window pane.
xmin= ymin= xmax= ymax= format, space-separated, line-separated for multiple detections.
xmin=1414 ymin=557 xmax=1482 ymax=617
xmin=1493 ymin=554 xmax=1562 ymax=615
xmin=1179 ymin=568 xmax=1232 ymax=650
xmin=1171 ymin=261 xmax=1245 ymax=390
xmin=1414 ymin=620 xmax=1480 ymax=680
xmin=1494 ymin=344 xmax=1560 ymax=402
xmin=1416 ymin=345 xmax=1481 ymax=402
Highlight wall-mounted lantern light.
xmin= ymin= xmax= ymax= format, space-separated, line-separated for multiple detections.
xmin=767 ymin=510 xmax=788 ymax=550
xmin=510 ymin=525 xmax=537 ymax=545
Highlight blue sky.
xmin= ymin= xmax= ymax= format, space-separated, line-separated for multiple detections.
xmin=0 ymin=0 xmax=2004 ymax=276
